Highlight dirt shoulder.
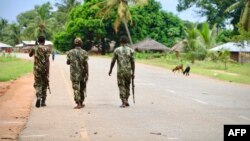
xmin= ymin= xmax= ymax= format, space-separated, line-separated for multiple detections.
xmin=0 ymin=73 xmax=34 ymax=141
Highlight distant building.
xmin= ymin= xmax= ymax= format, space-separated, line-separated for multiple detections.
xmin=210 ymin=42 xmax=250 ymax=63
xmin=131 ymin=38 xmax=170 ymax=53
xmin=0 ymin=42 xmax=12 ymax=52
xmin=17 ymin=40 xmax=53 ymax=53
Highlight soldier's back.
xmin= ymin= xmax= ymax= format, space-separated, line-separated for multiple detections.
xmin=68 ymin=47 xmax=88 ymax=81
xmin=33 ymin=45 xmax=50 ymax=74
xmin=115 ymin=46 xmax=134 ymax=72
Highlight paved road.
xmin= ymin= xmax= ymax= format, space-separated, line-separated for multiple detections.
xmin=16 ymin=53 xmax=250 ymax=141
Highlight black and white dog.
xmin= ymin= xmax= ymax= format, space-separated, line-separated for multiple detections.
xmin=183 ymin=65 xmax=191 ymax=76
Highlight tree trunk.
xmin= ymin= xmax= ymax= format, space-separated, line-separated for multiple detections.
xmin=122 ymin=18 xmax=133 ymax=45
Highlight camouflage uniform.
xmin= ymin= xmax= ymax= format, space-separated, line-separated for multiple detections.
xmin=112 ymin=46 xmax=134 ymax=102
xmin=31 ymin=45 xmax=51 ymax=100
xmin=67 ymin=47 xmax=88 ymax=104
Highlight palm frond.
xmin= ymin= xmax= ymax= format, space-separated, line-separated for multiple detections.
xmin=241 ymin=1 xmax=250 ymax=31
xmin=130 ymin=0 xmax=148 ymax=5
xmin=225 ymin=1 xmax=242 ymax=13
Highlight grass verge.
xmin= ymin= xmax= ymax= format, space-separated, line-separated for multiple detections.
xmin=103 ymin=52 xmax=250 ymax=85
xmin=135 ymin=52 xmax=250 ymax=85
xmin=0 ymin=55 xmax=33 ymax=82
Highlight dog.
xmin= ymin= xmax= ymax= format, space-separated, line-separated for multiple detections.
xmin=172 ymin=64 xmax=183 ymax=73
xmin=183 ymin=65 xmax=191 ymax=76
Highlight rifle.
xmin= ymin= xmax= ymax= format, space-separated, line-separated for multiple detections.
xmin=132 ymin=77 xmax=135 ymax=104
xmin=46 ymin=76 xmax=51 ymax=94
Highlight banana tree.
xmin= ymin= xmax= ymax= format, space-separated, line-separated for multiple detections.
xmin=199 ymin=22 xmax=217 ymax=49
xmin=226 ymin=0 xmax=250 ymax=32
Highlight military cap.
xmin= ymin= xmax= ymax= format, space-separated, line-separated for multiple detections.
xmin=74 ymin=37 xmax=82 ymax=46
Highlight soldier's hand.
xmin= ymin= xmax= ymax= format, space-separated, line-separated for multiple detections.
xmin=131 ymin=74 xmax=135 ymax=79
xmin=86 ymin=74 xmax=89 ymax=81
xmin=108 ymin=70 xmax=112 ymax=76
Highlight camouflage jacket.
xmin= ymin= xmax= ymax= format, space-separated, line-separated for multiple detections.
xmin=30 ymin=45 xmax=51 ymax=77
xmin=67 ymin=47 xmax=88 ymax=81
xmin=112 ymin=45 xmax=134 ymax=75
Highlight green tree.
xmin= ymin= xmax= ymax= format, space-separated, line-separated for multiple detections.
xmin=198 ymin=22 xmax=217 ymax=49
xmin=8 ymin=24 xmax=22 ymax=45
xmin=94 ymin=0 xmax=148 ymax=44
xmin=218 ymin=49 xmax=230 ymax=70
xmin=130 ymin=0 xmax=185 ymax=47
xmin=226 ymin=0 xmax=250 ymax=32
xmin=54 ymin=0 xmax=82 ymax=28
xmin=54 ymin=0 xmax=109 ymax=52
xmin=34 ymin=2 xmax=55 ymax=38
xmin=225 ymin=0 xmax=250 ymax=41
xmin=184 ymin=26 xmax=206 ymax=63
xmin=0 ymin=18 xmax=8 ymax=41
xmin=177 ymin=0 xmax=241 ymax=29
xmin=17 ymin=2 xmax=55 ymax=40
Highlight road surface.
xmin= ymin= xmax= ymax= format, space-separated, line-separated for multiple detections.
xmin=16 ymin=53 xmax=250 ymax=141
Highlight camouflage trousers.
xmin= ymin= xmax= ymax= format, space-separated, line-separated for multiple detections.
xmin=117 ymin=73 xmax=131 ymax=101
xmin=71 ymin=80 xmax=86 ymax=104
xmin=34 ymin=76 xmax=47 ymax=100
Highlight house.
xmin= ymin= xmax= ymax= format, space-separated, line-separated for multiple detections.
xmin=210 ymin=42 xmax=250 ymax=62
xmin=131 ymin=38 xmax=170 ymax=52
xmin=20 ymin=40 xmax=53 ymax=52
xmin=0 ymin=42 xmax=12 ymax=52
xmin=170 ymin=42 xmax=185 ymax=58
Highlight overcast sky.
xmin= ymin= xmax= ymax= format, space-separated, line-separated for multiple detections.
xmin=0 ymin=0 xmax=205 ymax=23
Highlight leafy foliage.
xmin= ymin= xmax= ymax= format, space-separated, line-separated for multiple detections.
xmin=177 ymin=0 xmax=242 ymax=29
xmin=130 ymin=0 xmax=185 ymax=47
xmin=54 ymin=0 xmax=186 ymax=52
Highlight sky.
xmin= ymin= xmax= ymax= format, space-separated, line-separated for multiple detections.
xmin=0 ymin=0 xmax=206 ymax=23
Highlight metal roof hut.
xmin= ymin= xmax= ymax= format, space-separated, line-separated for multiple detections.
xmin=210 ymin=42 xmax=250 ymax=63
xmin=21 ymin=40 xmax=53 ymax=53
xmin=131 ymin=38 xmax=170 ymax=53
xmin=0 ymin=42 xmax=12 ymax=52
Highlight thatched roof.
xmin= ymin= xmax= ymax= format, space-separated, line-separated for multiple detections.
xmin=131 ymin=38 xmax=170 ymax=52
xmin=171 ymin=42 xmax=184 ymax=52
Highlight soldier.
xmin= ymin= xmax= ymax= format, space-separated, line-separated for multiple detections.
xmin=29 ymin=35 xmax=51 ymax=108
xmin=67 ymin=37 xmax=89 ymax=109
xmin=109 ymin=35 xmax=135 ymax=108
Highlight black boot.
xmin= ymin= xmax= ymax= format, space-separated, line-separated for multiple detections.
xmin=41 ymin=97 xmax=46 ymax=107
xmin=125 ymin=99 xmax=130 ymax=107
xmin=120 ymin=99 xmax=126 ymax=108
xmin=35 ymin=98 xmax=41 ymax=108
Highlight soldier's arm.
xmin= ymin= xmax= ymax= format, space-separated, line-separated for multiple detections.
xmin=66 ymin=52 xmax=70 ymax=65
xmin=108 ymin=53 xmax=117 ymax=76
xmin=84 ymin=61 xmax=89 ymax=80
xmin=67 ymin=60 xmax=70 ymax=65
xmin=131 ymin=50 xmax=135 ymax=79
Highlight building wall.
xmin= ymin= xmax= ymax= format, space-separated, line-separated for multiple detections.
xmin=230 ymin=52 xmax=239 ymax=62
xmin=239 ymin=52 xmax=250 ymax=63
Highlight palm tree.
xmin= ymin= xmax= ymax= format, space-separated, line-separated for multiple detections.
xmin=184 ymin=27 xmax=202 ymax=63
xmin=9 ymin=24 xmax=21 ymax=45
xmin=0 ymin=18 xmax=8 ymax=41
xmin=199 ymin=22 xmax=217 ymax=49
xmin=226 ymin=0 xmax=250 ymax=31
xmin=56 ymin=0 xmax=81 ymax=13
xmin=95 ymin=0 xmax=147 ymax=44
xmin=34 ymin=2 xmax=53 ymax=38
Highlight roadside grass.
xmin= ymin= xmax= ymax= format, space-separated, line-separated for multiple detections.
xmin=0 ymin=55 xmax=33 ymax=82
xmin=134 ymin=52 xmax=250 ymax=85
